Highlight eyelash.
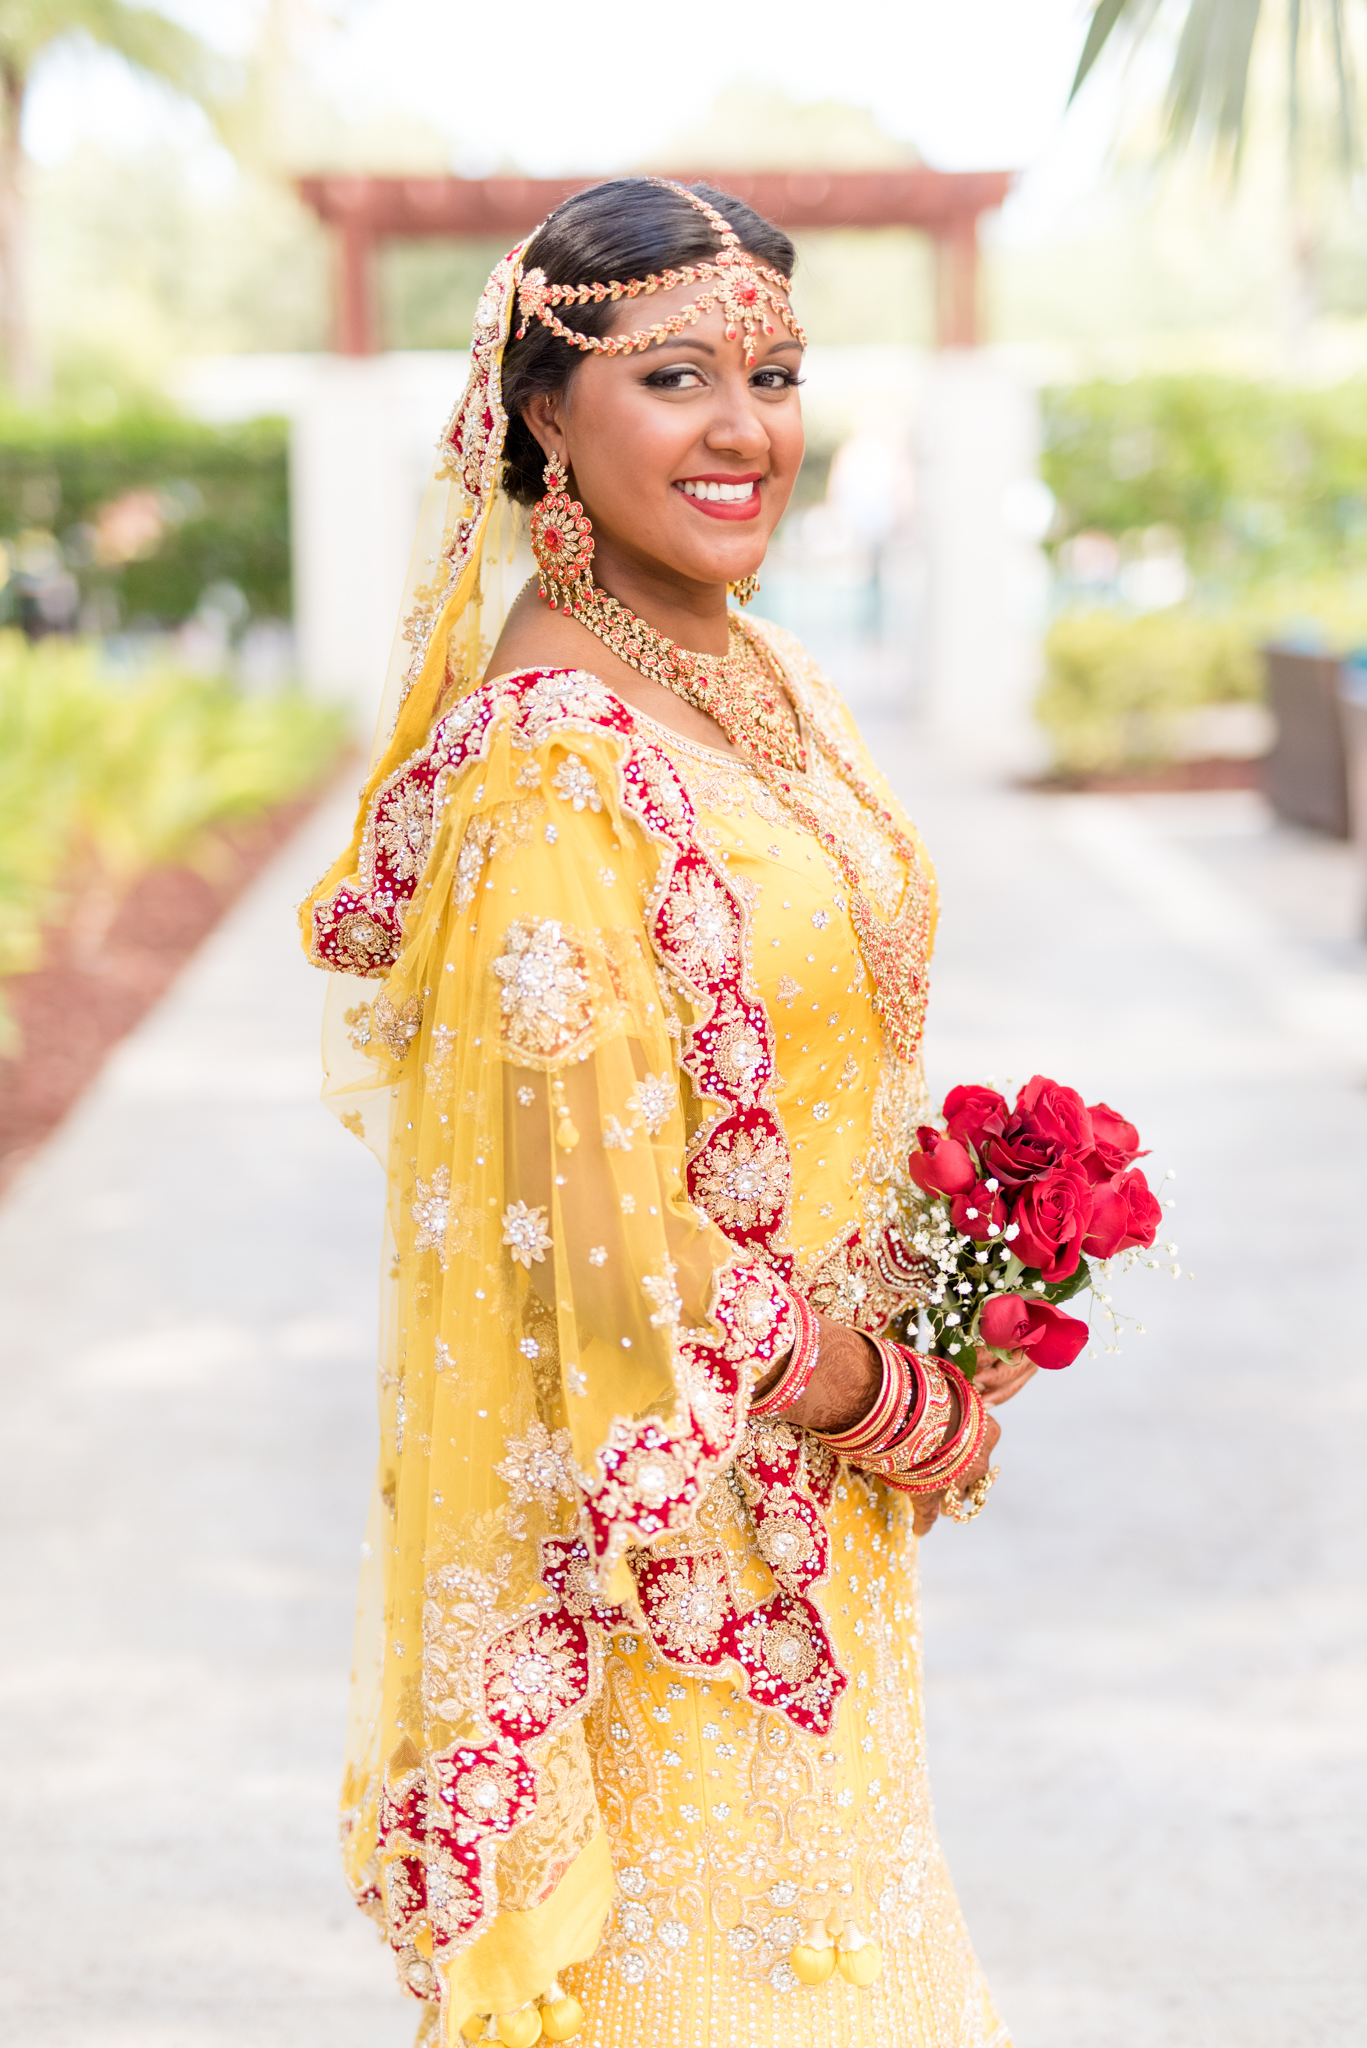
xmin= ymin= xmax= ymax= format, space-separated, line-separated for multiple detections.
xmin=644 ymin=366 xmax=804 ymax=391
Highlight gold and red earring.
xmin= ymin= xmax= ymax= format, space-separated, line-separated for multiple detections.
xmin=728 ymin=573 xmax=761 ymax=607
xmin=529 ymin=453 xmax=595 ymax=611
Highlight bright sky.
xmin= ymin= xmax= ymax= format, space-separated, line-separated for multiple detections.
xmin=26 ymin=0 xmax=1121 ymax=239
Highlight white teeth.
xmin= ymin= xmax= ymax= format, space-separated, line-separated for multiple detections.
xmin=679 ymin=480 xmax=755 ymax=503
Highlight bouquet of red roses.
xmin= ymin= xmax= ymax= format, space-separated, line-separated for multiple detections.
xmin=901 ymin=1075 xmax=1170 ymax=1374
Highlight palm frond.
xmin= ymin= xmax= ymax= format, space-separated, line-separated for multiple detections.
xmin=0 ymin=1 xmax=220 ymax=101
xmin=1329 ymin=0 xmax=1357 ymax=166
xmin=1068 ymin=0 xmax=1362 ymax=173
xmin=1069 ymin=0 xmax=1165 ymax=102
xmin=1166 ymin=0 xmax=1264 ymax=161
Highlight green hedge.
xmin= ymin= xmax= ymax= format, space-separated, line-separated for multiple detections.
xmin=1041 ymin=375 xmax=1367 ymax=588
xmin=0 ymin=408 xmax=289 ymax=628
xmin=0 ymin=633 xmax=344 ymax=1050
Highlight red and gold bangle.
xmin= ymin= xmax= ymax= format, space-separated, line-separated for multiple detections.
xmin=897 ymin=1362 xmax=987 ymax=1494
xmin=887 ymin=1354 xmax=954 ymax=1470
xmin=841 ymin=1356 xmax=986 ymax=1497
xmin=818 ymin=1338 xmax=914 ymax=1455
xmin=750 ymin=1286 xmax=821 ymax=1417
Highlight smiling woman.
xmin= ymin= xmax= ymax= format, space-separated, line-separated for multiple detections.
xmin=301 ymin=177 xmax=1014 ymax=2048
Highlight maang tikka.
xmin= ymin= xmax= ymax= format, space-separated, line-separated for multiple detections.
xmin=529 ymin=453 xmax=595 ymax=610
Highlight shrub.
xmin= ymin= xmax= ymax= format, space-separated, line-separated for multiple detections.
xmin=1038 ymin=608 xmax=1264 ymax=774
xmin=0 ymin=406 xmax=289 ymax=629
xmin=0 ymin=633 xmax=345 ymax=1049
xmin=1041 ymin=375 xmax=1367 ymax=589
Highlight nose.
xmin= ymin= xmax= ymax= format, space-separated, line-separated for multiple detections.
xmin=702 ymin=370 xmax=772 ymax=462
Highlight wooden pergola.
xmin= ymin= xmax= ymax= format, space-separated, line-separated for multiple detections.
xmin=296 ymin=168 xmax=1014 ymax=357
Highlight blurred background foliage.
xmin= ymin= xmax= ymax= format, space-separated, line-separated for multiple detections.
xmin=1043 ymin=374 xmax=1367 ymax=587
xmin=0 ymin=632 xmax=345 ymax=1047
xmin=0 ymin=408 xmax=289 ymax=633
xmin=1038 ymin=371 xmax=1367 ymax=769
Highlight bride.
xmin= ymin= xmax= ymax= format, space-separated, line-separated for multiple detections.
xmin=303 ymin=175 xmax=1032 ymax=2048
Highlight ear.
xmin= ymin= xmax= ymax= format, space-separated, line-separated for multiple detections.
xmin=522 ymin=390 xmax=570 ymax=469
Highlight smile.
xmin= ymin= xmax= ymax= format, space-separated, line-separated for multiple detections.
xmin=674 ymin=475 xmax=763 ymax=521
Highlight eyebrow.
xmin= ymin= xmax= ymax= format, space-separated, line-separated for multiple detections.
xmin=637 ymin=336 xmax=804 ymax=360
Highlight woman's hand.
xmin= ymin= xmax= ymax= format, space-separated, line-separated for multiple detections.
xmin=970 ymin=1345 xmax=1037 ymax=1408
xmin=912 ymin=1405 xmax=1001 ymax=1536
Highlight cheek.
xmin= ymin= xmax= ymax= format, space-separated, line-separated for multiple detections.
xmin=571 ymin=391 xmax=689 ymax=514
xmin=769 ymin=406 xmax=805 ymax=476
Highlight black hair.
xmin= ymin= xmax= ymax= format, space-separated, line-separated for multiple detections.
xmin=500 ymin=179 xmax=797 ymax=506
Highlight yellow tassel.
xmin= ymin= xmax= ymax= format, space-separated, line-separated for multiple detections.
xmin=496 ymin=2007 xmax=544 ymax=2048
xmin=539 ymin=1990 xmax=585 ymax=2040
xmin=556 ymin=1116 xmax=579 ymax=1150
xmin=459 ymin=2018 xmax=485 ymax=2043
xmin=835 ymin=1922 xmax=883 ymax=1987
xmin=412 ymin=1922 xmax=434 ymax=1958
xmin=789 ymin=1916 xmax=837 ymax=1985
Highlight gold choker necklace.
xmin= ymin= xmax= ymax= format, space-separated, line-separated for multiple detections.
xmin=548 ymin=577 xmax=806 ymax=777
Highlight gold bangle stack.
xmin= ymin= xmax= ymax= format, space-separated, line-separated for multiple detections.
xmin=814 ymin=1349 xmax=989 ymax=1503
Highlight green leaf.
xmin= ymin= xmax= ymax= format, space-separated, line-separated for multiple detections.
xmin=1045 ymin=1255 xmax=1093 ymax=1304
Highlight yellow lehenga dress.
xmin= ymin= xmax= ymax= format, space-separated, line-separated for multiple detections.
xmin=301 ymin=238 xmax=1010 ymax=2048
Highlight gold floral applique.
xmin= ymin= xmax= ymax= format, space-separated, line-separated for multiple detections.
xmin=375 ymin=778 xmax=436 ymax=881
xmin=501 ymin=1200 xmax=552 ymax=1269
xmin=627 ymin=1072 xmax=676 ymax=1134
xmin=373 ymin=992 xmax=424 ymax=1061
xmin=491 ymin=918 xmax=595 ymax=1063
xmin=483 ymin=1613 xmax=586 ymax=1733
xmin=690 ymin=1126 xmax=788 ymax=1231
xmin=551 ymin=753 xmax=602 ymax=813
xmin=659 ymin=869 xmax=738 ymax=980
xmin=494 ymin=1421 xmax=576 ymax=1539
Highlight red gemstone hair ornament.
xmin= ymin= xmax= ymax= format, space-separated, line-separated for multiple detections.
xmin=515 ymin=180 xmax=805 ymax=369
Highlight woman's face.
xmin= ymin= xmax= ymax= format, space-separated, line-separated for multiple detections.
xmin=527 ymin=275 xmax=805 ymax=593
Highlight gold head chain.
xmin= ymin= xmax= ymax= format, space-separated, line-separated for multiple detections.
xmin=515 ymin=180 xmax=807 ymax=369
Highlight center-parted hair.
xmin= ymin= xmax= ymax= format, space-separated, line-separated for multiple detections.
xmin=500 ymin=179 xmax=797 ymax=507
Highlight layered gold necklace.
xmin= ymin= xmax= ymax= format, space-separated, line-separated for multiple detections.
xmin=555 ymin=579 xmax=807 ymax=778
xmin=546 ymin=577 xmax=936 ymax=1062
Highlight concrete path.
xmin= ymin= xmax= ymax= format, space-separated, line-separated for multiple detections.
xmin=1 ymin=741 xmax=1364 ymax=2048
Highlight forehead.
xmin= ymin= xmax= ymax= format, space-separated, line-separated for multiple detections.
xmin=599 ymin=272 xmax=803 ymax=355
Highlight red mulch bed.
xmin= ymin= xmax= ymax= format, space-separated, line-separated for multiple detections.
xmin=1029 ymin=756 xmax=1266 ymax=795
xmin=0 ymin=782 xmax=338 ymax=1198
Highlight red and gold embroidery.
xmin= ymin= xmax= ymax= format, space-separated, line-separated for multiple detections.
xmin=309 ymin=661 xmax=932 ymax=1991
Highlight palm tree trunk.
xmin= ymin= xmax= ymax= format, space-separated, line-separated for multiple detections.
xmin=0 ymin=61 xmax=40 ymax=399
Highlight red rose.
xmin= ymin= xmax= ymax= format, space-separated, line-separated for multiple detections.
xmin=1008 ymin=1164 xmax=1091 ymax=1280
xmin=1120 ymin=1168 xmax=1162 ymax=1248
xmin=1014 ymin=1075 xmax=1094 ymax=1159
xmin=1081 ymin=1180 xmax=1127 ymax=1258
xmin=982 ymin=1077 xmax=1094 ymax=1188
xmin=907 ymin=1126 xmax=977 ymax=1198
xmin=943 ymin=1084 xmax=1009 ymax=1153
xmin=1080 ymin=1101 xmax=1146 ymax=1183
xmin=981 ymin=1123 xmax=1059 ymax=1188
xmin=979 ymin=1292 xmax=1088 ymax=1370
xmin=1083 ymin=1167 xmax=1162 ymax=1257
xmin=949 ymin=1179 xmax=1008 ymax=1240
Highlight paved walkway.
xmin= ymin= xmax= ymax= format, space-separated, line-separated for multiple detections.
xmin=1 ymin=738 xmax=1364 ymax=2047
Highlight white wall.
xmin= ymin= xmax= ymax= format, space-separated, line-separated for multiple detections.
xmin=178 ymin=351 xmax=466 ymax=724
xmin=290 ymin=355 xmax=466 ymax=720
xmin=915 ymin=351 xmax=1050 ymax=768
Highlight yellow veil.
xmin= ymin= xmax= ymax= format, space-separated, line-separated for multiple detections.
xmin=302 ymin=238 xmax=532 ymax=1161
xmin=298 ymin=232 xmax=811 ymax=2038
